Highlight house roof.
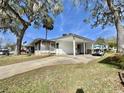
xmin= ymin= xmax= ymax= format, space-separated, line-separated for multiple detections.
xmin=28 ymin=33 xmax=94 ymax=47
xmin=52 ymin=33 xmax=94 ymax=43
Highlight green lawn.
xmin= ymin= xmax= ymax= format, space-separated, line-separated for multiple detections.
xmin=0 ymin=55 xmax=50 ymax=66
xmin=0 ymin=55 xmax=123 ymax=93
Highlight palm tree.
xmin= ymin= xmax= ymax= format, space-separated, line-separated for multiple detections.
xmin=42 ymin=15 xmax=54 ymax=50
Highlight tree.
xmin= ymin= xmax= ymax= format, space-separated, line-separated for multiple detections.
xmin=96 ymin=37 xmax=106 ymax=45
xmin=43 ymin=15 xmax=54 ymax=40
xmin=106 ymin=37 xmax=117 ymax=48
xmin=108 ymin=41 xmax=116 ymax=48
xmin=0 ymin=0 xmax=63 ymax=55
xmin=43 ymin=15 xmax=54 ymax=50
xmin=73 ymin=0 xmax=124 ymax=53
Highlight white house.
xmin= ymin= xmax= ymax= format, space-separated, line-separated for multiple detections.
xmin=28 ymin=33 xmax=94 ymax=56
xmin=27 ymin=38 xmax=55 ymax=55
xmin=53 ymin=33 xmax=94 ymax=56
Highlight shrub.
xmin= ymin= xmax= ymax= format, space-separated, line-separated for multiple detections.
xmin=111 ymin=55 xmax=121 ymax=62
xmin=100 ymin=54 xmax=124 ymax=70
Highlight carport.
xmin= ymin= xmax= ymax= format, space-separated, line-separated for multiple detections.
xmin=54 ymin=33 xmax=94 ymax=56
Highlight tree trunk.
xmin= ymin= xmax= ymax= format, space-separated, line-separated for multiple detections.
xmin=45 ymin=29 xmax=48 ymax=50
xmin=45 ymin=29 xmax=48 ymax=40
xmin=15 ymin=27 xmax=27 ymax=55
xmin=115 ymin=22 xmax=124 ymax=53
xmin=16 ymin=36 xmax=23 ymax=55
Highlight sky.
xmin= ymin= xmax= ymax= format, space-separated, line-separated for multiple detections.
xmin=0 ymin=0 xmax=116 ymax=46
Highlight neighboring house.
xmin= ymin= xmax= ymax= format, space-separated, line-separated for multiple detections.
xmin=28 ymin=33 xmax=94 ymax=56
xmin=27 ymin=38 xmax=55 ymax=55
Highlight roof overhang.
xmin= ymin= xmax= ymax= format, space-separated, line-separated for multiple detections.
xmin=54 ymin=35 xmax=94 ymax=43
xmin=29 ymin=38 xmax=55 ymax=46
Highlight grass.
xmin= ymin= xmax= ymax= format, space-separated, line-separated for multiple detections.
xmin=0 ymin=55 xmax=123 ymax=93
xmin=0 ymin=55 xmax=51 ymax=66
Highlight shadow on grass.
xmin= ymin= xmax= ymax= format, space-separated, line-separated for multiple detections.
xmin=76 ymin=88 xmax=84 ymax=93
xmin=99 ymin=55 xmax=124 ymax=69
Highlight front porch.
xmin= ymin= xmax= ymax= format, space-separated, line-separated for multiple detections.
xmin=28 ymin=38 xmax=56 ymax=56
xmin=34 ymin=40 xmax=56 ymax=56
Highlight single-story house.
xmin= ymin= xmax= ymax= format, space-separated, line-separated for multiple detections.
xmin=27 ymin=38 xmax=55 ymax=55
xmin=28 ymin=33 xmax=95 ymax=56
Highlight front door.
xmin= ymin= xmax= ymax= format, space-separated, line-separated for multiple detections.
xmin=77 ymin=44 xmax=82 ymax=54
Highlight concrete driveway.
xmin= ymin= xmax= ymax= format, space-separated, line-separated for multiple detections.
xmin=0 ymin=55 xmax=99 ymax=79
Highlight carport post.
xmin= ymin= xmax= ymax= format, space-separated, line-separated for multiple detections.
xmin=92 ymin=43 xmax=94 ymax=54
xmin=83 ymin=42 xmax=85 ymax=55
xmin=73 ymin=36 xmax=76 ymax=56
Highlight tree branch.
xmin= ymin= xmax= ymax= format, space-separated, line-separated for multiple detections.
xmin=6 ymin=3 xmax=30 ymax=26
xmin=106 ymin=0 xmax=121 ymax=24
xmin=106 ymin=0 xmax=115 ymax=13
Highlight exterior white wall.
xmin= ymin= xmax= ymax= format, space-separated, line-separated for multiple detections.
xmin=34 ymin=39 xmax=93 ymax=55
xmin=56 ymin=41 xmax=73 ymax=55
xmin=35 ymin=50 xmax=55 ymax=56
xmin=56 ymin=41 xmax=93 ymax=55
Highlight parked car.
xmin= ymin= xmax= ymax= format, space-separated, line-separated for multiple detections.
xmin=92 ymin=49 xmax=104 ymax=56
xmin=0 ymin=49 xmax=9 ymax=55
